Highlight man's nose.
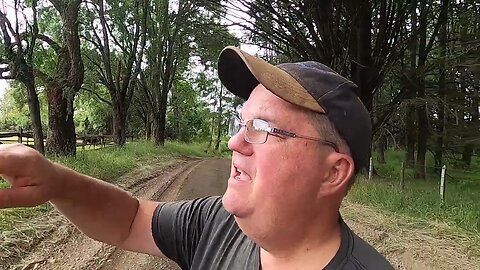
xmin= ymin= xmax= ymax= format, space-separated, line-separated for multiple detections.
xmin=228 ymin=128 xmax=252 ymax=155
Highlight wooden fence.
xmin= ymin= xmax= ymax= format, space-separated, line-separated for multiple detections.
xmin=0 ymin=128 xmax=135 ymax=149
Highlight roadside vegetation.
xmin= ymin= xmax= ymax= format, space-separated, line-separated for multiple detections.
xmin=347 ymin=150 xmax=480 ymax=259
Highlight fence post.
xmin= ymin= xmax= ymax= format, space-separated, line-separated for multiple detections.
xmin=440 ymin=165 xmax=446 ymax=206
xmin=368 ymin=157 xmax=373 ymax=180
xmin=18 ymin=127 xmax=23 ymax=143
xmin=400 ymin=162 xmax=405 ymax=191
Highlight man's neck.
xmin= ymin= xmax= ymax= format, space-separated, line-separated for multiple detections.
xmin=258 ymin=215 xmax=342 ymax=270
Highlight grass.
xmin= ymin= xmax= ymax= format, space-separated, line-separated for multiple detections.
xmin=0 ymin=140 xmax=217 ymax=232
xmin=348 ymin=150 xmax=480 ymax=235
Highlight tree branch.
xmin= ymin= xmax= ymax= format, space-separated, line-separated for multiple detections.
xmin=104 ymin=17 xmax=127 ymax=53
xmin=81 ymin=34 xmax=102 ymax=51
xmin=48 ymin=0 xmax=65 ymax=12
xmin=84 ymin=53 xmax=107 ymax=85
xmin=36 ymin=34 xmax=62 ymax=53
xmin=81 ymin=87 xmax=112 ymax=106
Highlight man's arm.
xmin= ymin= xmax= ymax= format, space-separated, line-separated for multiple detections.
xmin=0 ymin=144 xmax=162 ymax=256
xmin=117 ymin=199 xmax=162 ymax=255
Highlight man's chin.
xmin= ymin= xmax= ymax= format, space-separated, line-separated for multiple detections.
xmin=222 ymin=193 xmax=252 ymax=218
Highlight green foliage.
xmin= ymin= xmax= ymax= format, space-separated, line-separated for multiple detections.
xmin=0 ymin=82 xmax=48 ymax=131
xmin=348 ymin=150 xmax=480 ymax=235
xmin=166 ymin=79 xmax=213 ymax=142
xmin=193 ymin=21 xmax=240 ymax=67
xmin=74 ymin=87 xmax=111 ymax=134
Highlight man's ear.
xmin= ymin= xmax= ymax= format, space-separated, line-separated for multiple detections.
xmin=318 ymin=153 xmax=355 ymax=197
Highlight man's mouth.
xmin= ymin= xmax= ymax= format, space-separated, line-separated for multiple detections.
xmin=233 ymin=166 xmax=251 ymax=181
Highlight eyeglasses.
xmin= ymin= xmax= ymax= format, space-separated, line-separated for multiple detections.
xmin=229 ymin=117 xmax=339 ymax=152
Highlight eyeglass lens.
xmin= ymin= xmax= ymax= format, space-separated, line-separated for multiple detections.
xmin=228 ymin=117 xmax=240 ymax=137
xmin=229 ymin=118 xmax=269 ymax=144
xmin=245 ymin=119 xmax=268 ymax=144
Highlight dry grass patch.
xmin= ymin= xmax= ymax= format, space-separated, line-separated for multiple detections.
xmin=342 ymin=200 xmax=480 ymax=270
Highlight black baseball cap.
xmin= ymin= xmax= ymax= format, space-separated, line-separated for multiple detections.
xmin=217 ymin=46 xmax=372 ymax=173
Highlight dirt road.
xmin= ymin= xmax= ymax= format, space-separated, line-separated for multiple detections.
xmin=4 ymin=158 xmax=479 ymax=270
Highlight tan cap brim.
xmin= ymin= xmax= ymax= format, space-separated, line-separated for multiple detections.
xmin=218 ymin=46 xmax=325 ymax=113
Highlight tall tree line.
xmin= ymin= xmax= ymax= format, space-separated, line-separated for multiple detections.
xmin=1 ymin=0 xmax=478 ymax=173
xmin=0 ymin=0 xmax=238 ymax=155
xmin=216 ymin=0 xmax=479 ymax=178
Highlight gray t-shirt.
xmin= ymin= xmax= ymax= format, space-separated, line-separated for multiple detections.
xmin=152 ymin=196 xmax=393 ymax=270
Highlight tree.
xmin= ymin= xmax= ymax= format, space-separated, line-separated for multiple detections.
xmin=0 ymin=0 xmax=44 ymax=154
xmin=82 ymin=0 xmax=147 ymax=146
xmin=413 ymin=0 xmax=448 ymax=179
xmin=433 ymin=0 xmax=449 ymax=170
xmin=142 ymin=0 xmax=237 ymax=146
xmin=34 ymin=0 xmax=84 ymax=156
xmin=220 ymin=1 xmax=414 ymax=114
xmin=217 ymin=0 xmax=418 ymax=172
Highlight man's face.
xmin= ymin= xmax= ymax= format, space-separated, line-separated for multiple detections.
xmin=222 ymin=84 xmax=334 ymax=234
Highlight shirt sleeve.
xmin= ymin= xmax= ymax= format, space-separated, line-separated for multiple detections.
xmin=151 ymin=196 xmax=222 ymax=269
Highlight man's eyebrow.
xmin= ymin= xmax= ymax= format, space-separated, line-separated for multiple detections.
xmin=240 ymin=107 xmax=277 ymax=125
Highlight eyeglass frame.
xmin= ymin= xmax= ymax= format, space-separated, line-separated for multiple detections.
xmin=229 ymin=117 xmax=339 ymax=152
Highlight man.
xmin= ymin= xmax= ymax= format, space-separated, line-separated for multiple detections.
xmin=0 ymin=46 xmax=393 ymax=269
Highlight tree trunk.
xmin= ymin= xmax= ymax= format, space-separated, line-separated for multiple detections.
xmin=348 ymin=1 xmax=374 ymax=173
xmin=405 ymin=107 xmax=416 ymax=166
xmin=153 ymin=101 xmax=167 ymax=146
xmin=414 ymin=0 xmax=428 ymax=180
xmin=171 ymin=85 xmax=180 ymax=140
xmin=463 ymin=80 xmax=478 ymax=166
xmin=208 ymin=114 xmax=215 ymax=149
xmin=112 ymin=96 xmax=127 ymax=146
xmin=45 ymin=84 xmax=77 ymax=156
xmin=44 ymin=0 xmax=84 ymax=156
xmin=353 ymin=1 xmax=373 ymax=111
xmin=435 ymin=0 xmax=449 ymax=171
xmin=24 ymin=78 xmax=45 ymax=155
xmin=415 ymin=102 xmax=428 ymax=179
xmin=405 ymin=0 xmax=418 ymax=167
xmin=215 ymin=84 xmax=224 ymax=151
xmin=94 ymin=0 xmax=146 ymax=147
xmin=153 ymin=82 xmax=169 ymax=146
xmin=145 ymin=112 xmax=152 ymax=140
xmin=462 ymin=144 xmax=473 ymax=167
xmin=376 ymin=136 xmax=386 ymax=164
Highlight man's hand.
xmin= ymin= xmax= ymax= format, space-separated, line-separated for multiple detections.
xmin=0 ymin=143 xmax=60 ymax=209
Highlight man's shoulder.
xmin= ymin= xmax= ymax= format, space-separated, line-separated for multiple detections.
xmin=342 ymin=223 xmax=394 ymax=270
xmin=350 ymin=232 xmax=392 ymax=269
